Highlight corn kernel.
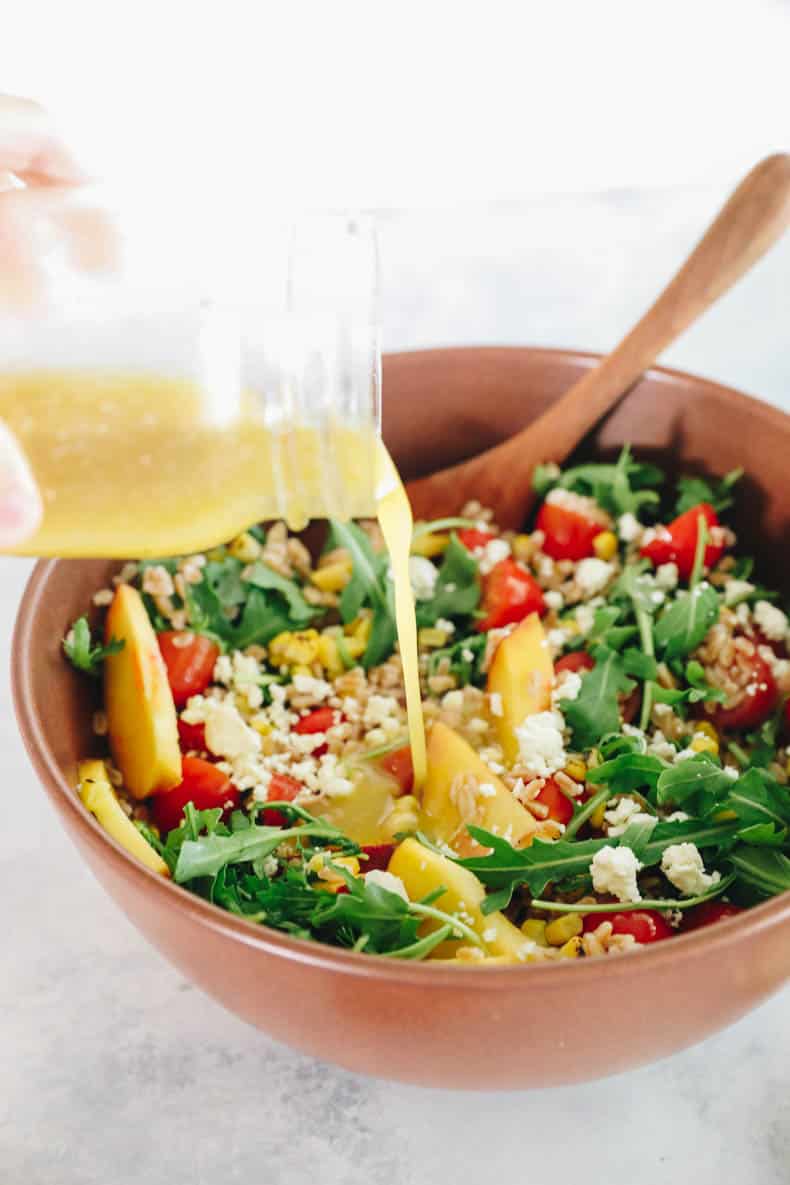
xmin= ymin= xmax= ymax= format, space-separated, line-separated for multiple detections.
xmin=411 ymin=532 xmax=450 ymax=558
xmin=250 ymin=717 xmax=272 ymax=736
xmin=564 ymin=757 xmax=587 ymax=783
xmin=418 ymin=627 xmax=450 ymax=649
xmin=308 ymin=853 xmax=360 ymax=892
xmin=590 ymin=802 xmax=606 ymax=829
xmin=592 ymin=530 xmax=618 ymax=561
xmin=382 ymin=794 xmax=420 ymax=838
xmin=559 ymin=935 xmax=583 ymax=958
xmin=343 ymin=636 xmax=367 ymax=659
xmin=316 ymin=633 xmax=344 ymax=677
xmin=713 ymin=808 xmax=738 ymax=822
xmin=691 ymin=733 xmax=719 ymax=756
xmin=694 ymin=720 xmax=719 ymax=743
xmin=228 ymin=531 xmax=262 ymax=563
xmin=268 ymin=629 xmax=320 ymax=668
xmin=350 ymin=615 xmax=372 ymax=644
xmin=511 ymin=533 xmax=534 ymax=562
xmin=311 ymin=560 xmax=352 ymax=593
xmin=521 ymin=918 xmax=548 ymax=946
xmin=545 ymin=913 xmax=583 ymax=947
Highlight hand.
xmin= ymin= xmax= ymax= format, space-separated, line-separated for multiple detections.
xmin=0 ymin=95 xmax=91 ymax=547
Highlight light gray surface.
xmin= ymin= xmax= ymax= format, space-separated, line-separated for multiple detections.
xmin=3 ymin=188 xmax=790 ymax=1185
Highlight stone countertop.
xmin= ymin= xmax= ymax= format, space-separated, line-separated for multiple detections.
xmin=3 ymin=186 xmax=790 ymax=1185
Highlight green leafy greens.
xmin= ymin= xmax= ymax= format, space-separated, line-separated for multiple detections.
xmin=63 ymin=616 xmax=124 ymax=677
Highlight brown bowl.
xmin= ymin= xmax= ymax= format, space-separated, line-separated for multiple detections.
xmin=12 ymin=347 xmax=790 ymax=1089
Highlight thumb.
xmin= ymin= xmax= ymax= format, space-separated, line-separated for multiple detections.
xmin=0 ymin=421 xmax=42 ymax=547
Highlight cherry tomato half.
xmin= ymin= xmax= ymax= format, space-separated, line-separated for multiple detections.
xmin=177 ymin=716 xmax=206 ymax=752
xmin=476 ymin=558 xmax=546 ymax=632
xmin=640 ymin=502 xmax=725 ymax=581
xmin=361 ymin=843 xmax=396 ymax=872
xmin=535 ymin=500 xmax=603 ymax=561
xmin=711 ymin=650 xmax=778 ymax=732
xmin=379 ymin=745 xmax=414 ymax=795
xmin=554 ymin=650 xmax=595 ymax=676
xmin=293 ymin=707 xmax=341 ymax=757
xmin=535 ymin=776 xmax=574 ymax=825
xmin=456 ymin=528 xmax=498 ymax=551
xmin=152 ymin=756 xmax=239 ymax=835
xmin=682 ymin=901 xmax=744 ymax=931
xmin=582 ymin=909 xmax=673 ymax=943
xmin=262 ymin=771 xmax=303 ymax=827
xmin=158 ymin=631 xmax=219 ymax=707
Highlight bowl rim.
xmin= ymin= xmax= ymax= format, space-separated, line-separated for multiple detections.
xmin=12 ymin=345 xmax=790 ymax=988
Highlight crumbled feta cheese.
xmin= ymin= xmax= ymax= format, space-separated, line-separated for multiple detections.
xmin=461 ymin=647 xmax=474 ymax=662
xmin=435 ymin=617 xmax=456 ymax=636
xmin=661 ymin=843 xmax=721 ymax=896
xmin=617 ymin=512 xmax=642 ymax=542
xmin=575 ymin=557 xmax=614 ymax=596
xmin=665 ymin=810 xmax=690 ymax=822
xmin=574 ymin=605 xmax=596 ymax=635
xmin=213 ymin=654 xmax=233 ymax=685
xmin=478 ymin=538 xmax=511 ymax=575
xmin=202 ymin=699 xmax=261 ymax=760
xmin=603 ymin=797 xmax=653 ymax=836
xmin=547 ymin=627 xmax=572 ymax=652
xmin=723 ymin=765 xmax=739 ymax=781
xmin=753 ymin=600 xmax=788 ymax=642
xmin=724 ymin=579 xmax=755 ymax=606
xmin=646 ymin=730 xmax=678 ymax=763
xmin=364 ymin=869 xmax=409 ymax=900
xmin=544 ymin=589 xmax=565 ymax=611
xmin=489 ymin=691 xmax=503 ymax=717
xmin=441 ymin=690 xmax=464 ymax=712
xmin=655 ymin=562 xmax=679 ymax=591
xmin=590 ymin=845 xmax=643 ymax=903
xmin=363 ymin=694 xmax=401 ymax=728
xmin=292 ymin=673 xmax=333 ymax=701
xmin=408 ymin=555 xmax=439 ymax=601
xmin=315 ymin=754 xmax=353 ymax=798
xmin=514 ymin=710 xmax=568 ymax=777
xmin=552 ymin=670 xmax=582 ymax=706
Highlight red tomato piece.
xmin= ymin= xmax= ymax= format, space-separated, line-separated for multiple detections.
xmin=293 ymin=707 xmax=341 ymax=757
xmin=712 ymin=650 xmax=778 ymax=731
xmin=554 ymin=650 xmax=595 ymax=676
xmin=640 ymin=502 xmax=725 ymax=581
xmin=262 ymin=771 xmax=303 ymax=827
xmin=457 ymin=527 xmax=498 ymax=551
xmin=535 ymin=776 xmax=573 ymax=825
xmin=785 ymin=696 xmax=790 ymax=734
xmin=177 ymin=716 xmax=206 ymax=752
xmin=379 ymin=745 xmax=414 ymax=795
xmin=152 ymin=756 xmax=238 ymax=835
xmin=535 ymin=500 xmax=603 ymax=561
xmin=620 ymin=686 xmax=642 ymax=725
xmin=361 ymin=843 xmax=396 ymax=872
xmin=157 ymin=631 xmax=219 ymax=707
xmin=682 ymin=901 xmax=744 ymax=931
xmin=582 ymin=909 xmax=673 ymax=943
xmin=476 ymin=558 xmax=546 ymax=632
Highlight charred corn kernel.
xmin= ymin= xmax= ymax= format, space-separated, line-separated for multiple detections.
xmin=418 ymin=627 xmax=450 ymax=649
xmin=268 ymin=629 xmax=320 ymax=668
xmin=228 ymin=531 xmax=262 ymax=563
xmin=714 ymin=808 xmax=738 ymax=821
xmin=592 ymin=530 xmax=618 ymax=561
xmin=383 ymin=794 xmax=420 ymax=838
xmin=691 ymin=733 xmax=719 ymax=756
xmin=308 ymin=853 xmax=360 ymax=892
xmin=559 ymin=935 xmax=583 ymax=958
xmin=511 ymin=533 xmax=534 ymax=562
xmin=411 ymin=532 xmax=450 ymax=558
xmin=545 ymin=913 xmax=583 ymax=947
xmin=694 ymin=720 xmax=719 ymax=742
xmin=344 ymin=636 xmax=367 ymax=659
xmin=310 ymin=560 xmax=353 ymax=593
xmin=590 ymin=801 xmax=607 ymax=829
xmin=348 ymin=615 xmax=372 ymax=644
xmin=316 ymin=633 xmax=344 ymax=677
xmin=564 ymin=618 xmax=581 ymax=636
xmin=521 ymin=918 xmax=548 ymax=946
xmin=564 ymin=757 xmax=587 ymax=783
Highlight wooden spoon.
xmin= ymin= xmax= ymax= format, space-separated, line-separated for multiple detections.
xmin=406 ymin=153 xmax=790 ymax=528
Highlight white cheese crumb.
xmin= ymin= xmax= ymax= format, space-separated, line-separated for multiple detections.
xmin=202 ymin=699 xmax=261 ymax=760
xmin=661 ymin=843 xmax=721 ymax=896
xmin=213 ymin=654 xmax=233 ymax=685
xmin=441 ymin=689 xmax=464 ymax=712
xmin=363 ymin=694 xmax=401 ymax=728
xmin=489 ymin=691 xmax=503 ymax=717
xmin=646 ymin=730 xmax=677 ymax=763
xmin=514 ymin=710 xmax=568 ymax=777
xmin=724 ymin=579 xmax=756 ymax=606
xmin=655 ymin=562 xmax=679 ymax=591
xmin=478 ymin=538 xmax=511 ymax=575
xmin=461 ymin=647 xmax=475 ymax=662
xmin=665 ymin=810 xmax=690 ymax=822
xmin=603 ymin=797 xmax=654 ymax=837
xmin=575 ymin=557 xmax=614 ymax=596
xmin=753 ymin=600 xmax=788 ymax=642
xmin=552 ymin=670 xmax=582 ymax=706
xmin=544 ymin=589 xmax=565 ymax=611
xmin=408 ymin=555 xmax=439 ymax=601
xmin=364 ymin=869 xmax=408 ymax=900
xmin=590 ymin=845 xmax=643 ymax=903
xmin=574 ymin=605 xmax=596 ymax=635
xmin=617 ymin=512 xmax=642 ymax=542
xmin=435 ymin=617 xmax=456 ymax=635
xmin=723 ymin=766 xmax=739 ymax=781
xmin=291 ymin=673 xmax=333 ymax=701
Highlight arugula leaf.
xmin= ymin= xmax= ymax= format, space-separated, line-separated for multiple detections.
xmin=203 ymin=556 xmax=247 ymax=607
xmin=654 ymin=583 xmax=720 ymax=659
xmin=330 ymin=519 xmax=397 ymax=669
xmin=415 ymin=534 xmax=481 ymax=627
xmin=458 ymin=826 xmax=611 ymax=909
xmin=675 ymin=468 xmax=743 ymax=516
xmin=427 ymin=633 xmax=487 ymax=687
xmin=562 ymin=646 xmax=635 ymax=749
xmin=537 ymin=446 xmax=663 ymax=517
xmin=587 ymin=752 xmax=665 ymax=795
xmin=710 ymin=767 xmax=790 ymax=830
xmin=622 ymin=648 xmax=658 ymax=681
xmin=729 ymin=846 xmax=790 ymax=898
xmin=174 ymin=819 xmax=348 ymax=882
xmin=63 ymin=616 xmax=124 ymax=677
xmin=243 ymin=561 xmax=316 ymax=625
xmin=685 ymin=660 xmax=727 ymax=704
xmin=655 ymin=754 xmax=735 ymax=809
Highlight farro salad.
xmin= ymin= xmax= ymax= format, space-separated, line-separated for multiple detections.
xmin=67 ymin=447 xmax=790 ymax=964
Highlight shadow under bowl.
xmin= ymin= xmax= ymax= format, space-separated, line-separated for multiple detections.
xmin=12 ymin=347 xmax=790 ymax=1089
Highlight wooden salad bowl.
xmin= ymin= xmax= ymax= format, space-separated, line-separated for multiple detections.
xmin=12 ymin=347 xmax=790 ymax=1089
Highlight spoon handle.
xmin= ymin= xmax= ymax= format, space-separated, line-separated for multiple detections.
xmin=407 ymin=154 xmax=790 ymax=527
